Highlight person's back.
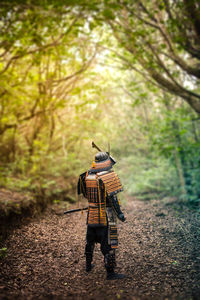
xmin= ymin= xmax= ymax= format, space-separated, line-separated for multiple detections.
xmin=78 ymin=150 xmax=126 ymax=280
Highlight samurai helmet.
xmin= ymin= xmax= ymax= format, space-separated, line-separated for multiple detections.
xmin=95 ymin=152 xmax=109 ymax=162
xmin=89 ymin=151 xmax=116 ymax=173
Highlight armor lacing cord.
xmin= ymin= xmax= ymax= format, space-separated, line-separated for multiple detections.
xmin=97 ymin=179 xmax=102 ymax=217
xmin=104 ymin=183 xmax=107 ymax=223
xmin=118 ymin=195 xmax=121 ymax=205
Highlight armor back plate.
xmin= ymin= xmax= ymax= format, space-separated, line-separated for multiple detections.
xmin=85 ymin=173 xmax=107 ymax=226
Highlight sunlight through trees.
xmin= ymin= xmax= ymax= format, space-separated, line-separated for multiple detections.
xmin=0 ymin=0 xmax=200 ymax=208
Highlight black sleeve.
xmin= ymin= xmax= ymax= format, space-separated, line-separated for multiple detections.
xmin=110 ymin=194 xmax=125 ymax=222
xmin=77 ymin=172 xmax=87 ymax=198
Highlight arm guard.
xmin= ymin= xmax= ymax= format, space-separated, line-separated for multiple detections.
xmin=77 ymin=172 xmax=87 ymax=198
xmin=110 ymin=194 xmax=125 ymax=222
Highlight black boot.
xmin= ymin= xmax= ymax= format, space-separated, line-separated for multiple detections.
xmin=106 ymin=271 xmax=125 ymax=280
xmin=86 ymin=263 xmax=94 ymax=272
xmin=104 ymin=251 xmax=125 ymax=279
xmin=104 ymin=251 xmax=125 ymax=280
xmin=85 ymin=242 xmax=95 ymax=272
xmin=85 ymin=252 xmax=94 ymax=272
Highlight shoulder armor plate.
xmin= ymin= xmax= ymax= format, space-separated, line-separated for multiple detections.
xmin=98 ymin=171 xmax=123 ymax=196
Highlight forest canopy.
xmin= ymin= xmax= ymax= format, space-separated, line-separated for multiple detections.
xmin=0 ymin=0 xmax=200 ymax=208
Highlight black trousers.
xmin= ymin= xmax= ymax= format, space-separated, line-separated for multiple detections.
xmin=85 ymin=225 xmax=112 ymax=256
xmin=85 ymin=225 xmax=116 ymax=272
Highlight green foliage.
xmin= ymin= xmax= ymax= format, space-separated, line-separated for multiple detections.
xmin=0 ymin=10 xmax=115 ymax=198
xmin=90 ymin=0 xmax=200 ymax=114
xmin=109 ymin=72 xmax=200 ymax=206
xmin=147 ymin=102 xmax=200 ymax=205
xmin=0 ymin=0 xmax=200 ymax=212
xmin=119 ymin=155 xmax=178 ymax=197
xmin=0 ymin=247 xmax=7 ymax=259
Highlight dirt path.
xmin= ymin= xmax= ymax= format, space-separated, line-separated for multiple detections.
xmin=0 ymin=198 xmax=200 ymax=300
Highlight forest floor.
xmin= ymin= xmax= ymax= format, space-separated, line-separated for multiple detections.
xmin=0 ymin=197 xmax=200 ymax=300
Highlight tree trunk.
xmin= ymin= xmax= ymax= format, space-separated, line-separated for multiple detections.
xmin=173 ymin=150 xmax=187 ymax=197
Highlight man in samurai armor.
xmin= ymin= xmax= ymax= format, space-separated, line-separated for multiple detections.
xmin=77 ymin=151 xmax=126 ymax=280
